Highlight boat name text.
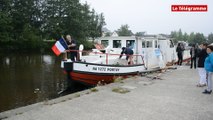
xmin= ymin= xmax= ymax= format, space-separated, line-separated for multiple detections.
xmin=92 ymin=67 xmax=120 ymax=72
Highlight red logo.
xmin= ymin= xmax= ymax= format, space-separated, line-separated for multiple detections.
xmin=171 ymin=5 xmax=208 ymax=12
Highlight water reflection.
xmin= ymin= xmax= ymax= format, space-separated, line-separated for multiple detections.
xmin=5 ymin=57 xmax=10 ymax=65
xmin=0 ymin=52 xmax=87 ymax=112
xmin=42 ymin=55 xmax=53 ymax=65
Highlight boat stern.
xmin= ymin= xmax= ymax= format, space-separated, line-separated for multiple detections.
xmin=61 ymin=60 xmax=73 ymax=71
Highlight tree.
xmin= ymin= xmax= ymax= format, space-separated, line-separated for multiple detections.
xmin=135 ymin=32 xmax=146 ymax=36
xmin=105 ymin=32 xmax=111 ymax=37
xmin=170 ymin=29 xmax=208 ymax=45
xmin=208 ymin=33 xmax=213 ymax=44
xmin=182 ymin=32 xmax=188 ymax=42
xmin=43 ymin=0 xmax=105 ymax=41
xmin=0 ymin=0 xmax=106 ymax=49
xmin=97 ymin=13 xmax=106 ymax=37
xmin=177 ymin=29 xmax=183 ymax=41
xmin=194 ymin=33 xmax=206 ymax=44
xmin=8 ymin=0 xmax=44 ymax=46
xmin=187 ymin=32 xmax=206 ymax=45
xmin=0 ymin=0 xmax=13 ymax=41
xmin=116 ymin=24 xmax=133 ymax=36
xmin=170 ymin=31 xmax=178 ymax=43
xmin=188 ymin=32 xmax=195 ymax=44
xmin=87 ymin=9 xmax=101 ymax=41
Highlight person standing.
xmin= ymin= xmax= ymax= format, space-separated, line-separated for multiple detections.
xmin=203 ymin=45 xmax=213 ymax=94
xmin=197 ymin=43 xmax=208 ymax=87
xmin=190 ymin=44 xmax=199 ymax=69
xmin=176 ymin=43 xmax=184 ymax=65
xmin=66 ymin=35 xmax=78 ymax=61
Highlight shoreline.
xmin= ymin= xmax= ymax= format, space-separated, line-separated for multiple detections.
xmin=1 ymin=65 xmax=213 ymax=120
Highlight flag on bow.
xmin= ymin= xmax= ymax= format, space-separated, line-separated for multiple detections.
xmin=51 ymin=38 xmax=68 ymax=56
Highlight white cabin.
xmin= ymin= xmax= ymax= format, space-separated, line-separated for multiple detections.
xmin=77 ymin=35 xmax=191 ymax=70
xmin=84 ymin=35 xmax=177 ymax=69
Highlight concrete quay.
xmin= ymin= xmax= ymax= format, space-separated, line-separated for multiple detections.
xmin=1 ymin=65 xmax=213 ymax=120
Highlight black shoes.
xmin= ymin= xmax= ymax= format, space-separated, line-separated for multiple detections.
xmin=202 ymin=89 xmax=212 ymax=94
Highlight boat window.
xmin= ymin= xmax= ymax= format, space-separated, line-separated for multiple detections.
xmin=155 ymin=40 xmax=158 ymax=48
xmin=113 ymin=40 xmax=121 ymax=48
xmin=142 ymin=41 xmax=146 ymax=48
xmin=101 ymin=40 xmax=109 ymax=47
xmin=126 ymin=40 xmax=135 ymax=49
xmin=146 ymin=41 xmax=153 ymax=48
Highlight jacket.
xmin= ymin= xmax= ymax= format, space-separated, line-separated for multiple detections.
xmin=204 ymin=53 xmax=213 ymax=72
xmin=176 ymin=46 xmax=184 ymax=54
xmin=119 ymin=47 xmax=134 ymax=60
xmin=190 ymin=47 xmax=199 ymax=58
xmin=197 ymin=49 xmax=208 ymax=67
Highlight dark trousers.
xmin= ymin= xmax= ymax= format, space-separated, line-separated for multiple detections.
xmin=70 ymin=52 xmax=78 ymax=61
xmin=191 ymin=57 xmax=197 ymax=69
xmin=177 ymin=53 xmax=183 ymax=65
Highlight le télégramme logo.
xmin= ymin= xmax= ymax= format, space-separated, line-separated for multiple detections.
xmin=171 ymin=5 xmax=208 ymax=12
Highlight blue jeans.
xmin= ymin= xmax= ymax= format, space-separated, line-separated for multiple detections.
xmin=207 ymin=72 xmax=213 ymax=91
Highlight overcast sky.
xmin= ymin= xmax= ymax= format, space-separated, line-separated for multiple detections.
xmin=80 ymin=0 xmax=212 ymax=36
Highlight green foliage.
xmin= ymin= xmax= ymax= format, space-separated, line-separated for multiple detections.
xmin=171 ymin=29 xmax=184 ymax=43
xmin=0 ymin=12 xmax=12 ymax=41
xmin=170 ymin=29 xmax=207 ymax=45
xmin=0 ymin=0 xmax=106 ymax=50
xmin=43 ymin=0 xmax=105 ymax=43
xmin=177 ymin=29 xmax=183 ymax=41
xmin=0 ymin=0 xmax=13 ymax=42
xmin=77 ymin=39 xmax=93 ymax=50
xmin=20 ymin=24 xmax=43 ymax=49
xmin=208 ymin=33 xmax=213 ymax=44
xmin=135 ymin=32 xmax=146 ymax=36
xmin=105 ymin=32 xmax=111 ymax=37
xmin=192 ymin=33 xmax=206 ymax=44
xmin=116 ymin=24 xmax=133 ymax=36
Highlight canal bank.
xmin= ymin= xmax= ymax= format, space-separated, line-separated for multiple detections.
xmin=1 ymin=65 xmax=213 ymax=120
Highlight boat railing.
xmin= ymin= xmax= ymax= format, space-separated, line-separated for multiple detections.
xmin=66 ymin=50 xmax=145 ymax=65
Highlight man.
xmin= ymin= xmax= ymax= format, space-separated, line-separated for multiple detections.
xmin=176 ymin=43 xmax=184 ymax=65
xmin=119 ymin=47 xmax=134 ymax=65
xmin=190 ymin=44 xmax=199 ymax=69
xmin=66 ymin=35 xmax=78 ymax=61
xmin=197 ymin=43 xmax=208 ymax=87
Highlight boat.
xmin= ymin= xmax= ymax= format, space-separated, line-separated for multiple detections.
xmin=61 ymin=35 xmax=191 ymax=86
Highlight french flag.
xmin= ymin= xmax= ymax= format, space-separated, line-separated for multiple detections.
xmin=51 ymin=38 xmax=68 ymax=56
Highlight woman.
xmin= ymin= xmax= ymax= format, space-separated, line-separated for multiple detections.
xmin=203 ymin=45 xmax=213 ymax=94
xmin=197 ymin=43 xmax=208 ymax=87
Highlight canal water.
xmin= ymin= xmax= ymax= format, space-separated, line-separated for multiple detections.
xmin=0 ymin=51 xmax=87 ymax=112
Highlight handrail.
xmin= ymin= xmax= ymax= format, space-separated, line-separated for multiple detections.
xmin=65 ymin=49 xmax=145 ymax=65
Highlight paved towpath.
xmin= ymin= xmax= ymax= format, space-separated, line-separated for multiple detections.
xmin=1 ymin=65 xmax=213 ymax=120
